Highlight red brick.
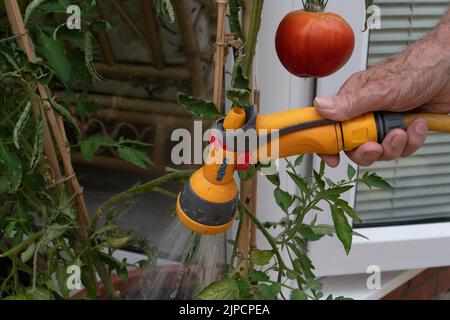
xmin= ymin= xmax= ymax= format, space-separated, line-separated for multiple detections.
xmin=383 ymin=282 xmax=409 ymax=300
xmin=404 ymin=276 xmax=438 ymax=300
xmin=408 ymin=268 xmax=439 ymax=289
xmin=437 ymin=268 xmax=450 ymax=295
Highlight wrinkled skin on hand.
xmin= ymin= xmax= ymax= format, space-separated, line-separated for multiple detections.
xmin=314 ymin=17 xmax=450 ymax=167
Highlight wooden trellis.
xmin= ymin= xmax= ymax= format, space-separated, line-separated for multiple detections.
xmin=4 ymin=0 xmax=90 ymax=231
xmin=59 ymin=0 xmax=217 ymax=173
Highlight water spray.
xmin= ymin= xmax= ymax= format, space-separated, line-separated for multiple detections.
xmin=177 ymin=105 xmax=450 ymax=235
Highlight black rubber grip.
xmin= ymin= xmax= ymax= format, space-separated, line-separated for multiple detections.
xmin=178 ymin=181 xmax=238 ymax=227
xmin=374 ymin=112 xmax=404 ymax=143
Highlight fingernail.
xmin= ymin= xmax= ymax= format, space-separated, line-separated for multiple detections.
xmin=362 ymin=151 xmax=380 ymax=160
xmin=391 ymin=135 xmax=405 ymax=150
xmin=416 ymin=122 xmax=428 ymax=135
xmin=314 ymin=97 xmax=336 ymax=110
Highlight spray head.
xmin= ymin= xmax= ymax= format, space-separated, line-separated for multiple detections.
xmin=176 ymin=107 xmax=247 ymax=235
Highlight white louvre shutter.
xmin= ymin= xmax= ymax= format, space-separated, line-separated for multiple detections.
xmin=356 ymin=0 xmax=450 ymax=224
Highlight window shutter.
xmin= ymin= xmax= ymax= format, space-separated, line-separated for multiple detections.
xmin=368 ymin=0 xmax=449 ymax=66
xmin=356 ymin=0 xmax=450 ymax=224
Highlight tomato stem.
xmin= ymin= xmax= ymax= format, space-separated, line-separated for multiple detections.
xmin=302 ymin=0 xmax=328 ymax=12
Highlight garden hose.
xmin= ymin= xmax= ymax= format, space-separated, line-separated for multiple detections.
xmin=177 ymin=106 xmax=450 ymax=235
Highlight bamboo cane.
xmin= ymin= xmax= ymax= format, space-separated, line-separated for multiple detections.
xmin=4 ymin=0 xmax=90 ymax=230
xmin=173 ymin=0 xmax=206 ymax=97
xmin=213 ymin=0 xmax=228 ymax=111
xmin=4 ymin=0 xmax=62 ymax=182
xmin=142 ymin=0 xmax=166 ymax=69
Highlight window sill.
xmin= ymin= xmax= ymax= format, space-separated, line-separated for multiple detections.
xmin=321 ymin=269 xmax=424 ymax=300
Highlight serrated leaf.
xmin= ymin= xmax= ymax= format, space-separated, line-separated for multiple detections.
xmin=37 ymin=31 xmax=72 ymax=85
xmin=291 ymin=289 xmax=309 ymax=300
xmin=255 ymin=283 xmax=281 ymax=300
xmin=250 ymin=249 xmax=274 ymax=266
xmin=361 ymin=172 xmax=392 ymax=190
xmin=274 ymin=188 xmax=294 ymax=213
xmin=294 ymin=155 xmax=304 ymax=167
xmin=20 ymin=242 xmax=36 ymax=263
xmin=347 ymin=165 xmax=357 ymax=180
xmin=0 ymin=143 xmax=22 ymax=192
xmin=79 ymin=135 xmax=117 ymax=161
xmin=197 ymin=279 xmax=239 ymax=300
xmin=13 ymin=102 xmax=32 ymax=149
xmin=153 ymin=0 xmax=175 ymax=22
xmin=229 ymin=0 xmax=245 ymax=41
xmin=335 ymin=199 xmax=361 ymax=223
xmin=84 ymin=33 xmax=105 ymax=81
xmin=265 ymin=174 xmax=280 ymax=187
xmin=313 ymin=170 xmax=325 ymax=190
xmin=330 ymin=205 xmax=353 ymax=255
xmin=287 ymin=172 xmax=309 ymax=194
xmin=226 ymin=88 xmax=250 ymax=107
xmin=49 ymin=98 xmax=81 ymax=137
xmin=29 ymin=118 xmax=44 ymax=172
xmin=118 ymin=147 xmax=153 ymax=169
xmin=248 ymin=270 xmax=270 ymax=282
xmin=177 ymin=93 xmax=222 ymax=120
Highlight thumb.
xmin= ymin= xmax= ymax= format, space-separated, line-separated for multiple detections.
xmin=314 ymin=88 xmax=383 ymax=121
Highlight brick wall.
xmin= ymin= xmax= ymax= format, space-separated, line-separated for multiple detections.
xmin=383 ymin=267 xmax=450 ymax=300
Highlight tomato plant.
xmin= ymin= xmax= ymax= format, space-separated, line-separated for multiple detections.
xmin=275 ymin=3 xmax=355 ymax=78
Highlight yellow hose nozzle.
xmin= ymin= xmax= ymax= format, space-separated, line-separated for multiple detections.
xmin=177 ymin=106 xmax=450 ymax=235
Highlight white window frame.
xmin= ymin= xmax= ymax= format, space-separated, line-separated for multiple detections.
xmin=309 ymin=0 xmax=450 ymax=278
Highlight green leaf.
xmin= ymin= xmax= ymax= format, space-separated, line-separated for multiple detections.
xmin=226 ymin=88 xmax=250 ymax=107
xmin=291 ymin=289 xmax=309 ymax=300
xmin=360 ymin=172 xmax=392 ymax=190
xmin=347 ymin=165 xmax=357 ymax=180
xmin=330 ymin=205 xmax=353 ymax=255
xmin=117 ymin=147 xmax=153 ymax=169
xmin=98 ymin=252 xmax=128 ymax=283
xmin=335 ymin=199 xmax=361 ymax=223
xmin=90 ymin=20 xmax=112 ymax=32
xmin=319 ymin=160 xmax=326 ymax=176
xmin=287 ymin=172 xmax=309 ymax=194
xmin=177 ymin=93 xmax=223 ymax=120
xmin=79 ymin=135 xmax=118 ymax=161
xmin=20 ymin=242 xmax=36 ymax=263
xmin=29 ymin=118 xmax=44 ymax=172
xmin=153 ymin=0 xmax=175 ymax=22
xmin=37 ymin=31 xmax=72 ymax=85
xmin=265 ymin=174 xmax=280 ymax=187
xmin=229 ymin=0 xmax=245 ymax=41
xmin=49 ymin=98 xmax=81 ymax=137
xmin=255 ymin=283 xmax=281 ymax=300
xmin=41 ymin=224 xmax=71 ymax=246
xmin=84 ymin=33 xmax=105 ymax=81
xmin=250 ymin=249 xmax=274 ymax=266
xmin=294 ymin=155 xmax=304 ymax=167
xmin=313 ymin=170 xmax=325 ymax=190
xmin=25 ymin=0 xmax=48 ymax=25
xmin=13 ymin=102 xmax=32 ymax=149
xmin=274 ymin=188 xmax=294 ymax=213
xmin=248 ymin=270 xmax=270 ymax=282
xmin=322 ymin=185 xmax=353 ymax=199
xmin=0 ymin=143 xmax=22 ymax=192
xmin=236 ymin=277 xmax=252 ymax=297
xmin=197 ymin=279 xmax=239 ymax=300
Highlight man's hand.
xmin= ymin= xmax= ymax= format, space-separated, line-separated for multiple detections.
xmin=314 ymin=25 xmax=450 ymax=167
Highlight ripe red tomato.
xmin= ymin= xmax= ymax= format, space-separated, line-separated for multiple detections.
xmin=275 ymin=10 xmax=355 ymax=78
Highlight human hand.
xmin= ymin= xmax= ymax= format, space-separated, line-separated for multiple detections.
xmin=314 ymin=39 xmax=450 ymax=167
